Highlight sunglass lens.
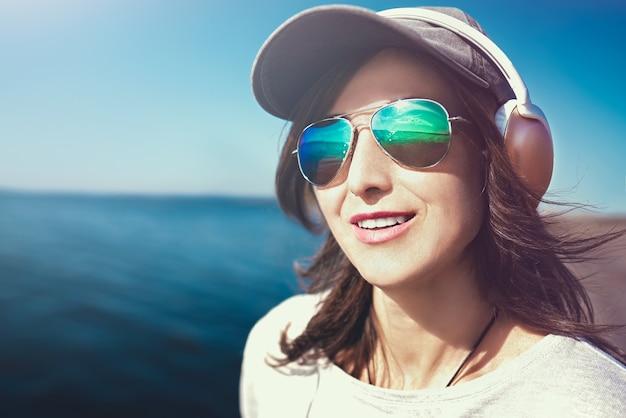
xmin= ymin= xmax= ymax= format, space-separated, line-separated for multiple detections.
xmin=371 ymin=100 xmax=451 ymax=168
xmin=298 ymin=118 xmax=352 ymax=186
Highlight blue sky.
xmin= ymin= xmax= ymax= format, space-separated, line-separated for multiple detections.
xmin=1 ymin=0 xmax=624 ymax=213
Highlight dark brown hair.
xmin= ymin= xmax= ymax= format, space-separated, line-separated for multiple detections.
xmin=273 ymin=48 xmax=626 ymax=375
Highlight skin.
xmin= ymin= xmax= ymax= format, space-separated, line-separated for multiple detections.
xmin=313 ymin=48 xmax=544 ymax=390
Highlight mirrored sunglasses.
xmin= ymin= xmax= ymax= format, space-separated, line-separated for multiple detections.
xmin=294 ymin=98 xmax=469 ymax=186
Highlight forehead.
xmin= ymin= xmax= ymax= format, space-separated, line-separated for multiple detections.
xmin=329 ymin=48 xmax=461 ymax=116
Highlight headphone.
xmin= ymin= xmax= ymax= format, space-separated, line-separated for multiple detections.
xmin=379 ymin=8 xmax=554 ymax=202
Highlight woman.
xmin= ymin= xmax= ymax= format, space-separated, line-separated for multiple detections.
xmin=241 ymin=5 xmax=626 ymax=417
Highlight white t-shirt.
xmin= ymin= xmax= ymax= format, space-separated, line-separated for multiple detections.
xmin=240 ymin=293 xmax=626 ymax=417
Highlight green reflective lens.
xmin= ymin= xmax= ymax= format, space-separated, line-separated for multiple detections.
xmin=371 ymin=99 xmax=451 ymax=168
xmin=298 ymin=118 xmax=352 ymax=186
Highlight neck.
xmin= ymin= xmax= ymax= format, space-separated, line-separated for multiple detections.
xmin=369 ymin=273 xmax=494 ymax=389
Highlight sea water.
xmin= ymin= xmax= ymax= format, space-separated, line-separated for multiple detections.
xmin=0 ymin=191 xmax=321 ymax=417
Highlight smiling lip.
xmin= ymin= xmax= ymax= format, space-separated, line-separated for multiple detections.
xmin=350 ymin=212 xmax=415 ymax=244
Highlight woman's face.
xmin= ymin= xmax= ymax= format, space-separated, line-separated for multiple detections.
xmin=313 ymin=49 xmax=485 ymax=291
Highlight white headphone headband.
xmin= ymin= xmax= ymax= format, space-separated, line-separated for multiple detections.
xmin=378 ymin=8 xmax=533 ymax=114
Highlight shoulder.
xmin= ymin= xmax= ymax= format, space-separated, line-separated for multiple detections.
xmin=506 ymin=335 xmax=626 ymax=415
xmin=461 ymin=334 xmax=625 ymax=416
xmin=548 ymin=335 xmax=626 ymax=386
xmin=246 ymin=292 xmax=325 ymax=355
xmin=543 ymin=335 xmax=626 ymax=377
xmin=239 ymin=292 xmax=327 ymax=418
xmin=542 ymin=336 xmax=626 ymax=415
xmin=489 ymin=318 xmax=625 ymax=389
xmin=262 ymin=291 xmax=325 ymax=327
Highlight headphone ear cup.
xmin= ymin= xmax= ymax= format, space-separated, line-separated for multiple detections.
xmin=497 ymin=101 xmax=554 ymax=205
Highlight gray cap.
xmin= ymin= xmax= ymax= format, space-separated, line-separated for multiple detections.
xmin=251 ymin=5 xmax=515 ymax=121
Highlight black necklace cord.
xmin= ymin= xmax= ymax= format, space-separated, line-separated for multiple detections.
xmin=446 ymin=309 xmax=498 ymax=387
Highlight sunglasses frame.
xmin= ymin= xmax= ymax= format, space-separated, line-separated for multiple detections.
xmin=293 ymin=98 xmax=470 ymax=187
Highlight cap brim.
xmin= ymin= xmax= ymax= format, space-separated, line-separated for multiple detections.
xmin=251 ymin=5 xmax=489 ymax=120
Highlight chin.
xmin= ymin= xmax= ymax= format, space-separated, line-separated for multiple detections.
xmin=356 ymin=265 xmax=432 ymax=291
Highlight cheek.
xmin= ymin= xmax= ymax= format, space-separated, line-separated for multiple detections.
xmin=421 ymin=174 xmax=483 ymax=225
xmin=439 ymin=136 xmax=485 ymax=199
xmin=313 ymin=187 xmax=344 ymax=225
xmin=421 ymin=151 xmax=486 ymax=233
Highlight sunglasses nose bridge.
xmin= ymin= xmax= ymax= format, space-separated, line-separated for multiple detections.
xmin=347 ymin=122 xmax=373 ymax=156
xmin=353 ymin=122 xmax=372 ymax=138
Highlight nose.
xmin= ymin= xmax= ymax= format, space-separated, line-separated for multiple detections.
xmin=346 ymin=125 xmax=393 ymax=198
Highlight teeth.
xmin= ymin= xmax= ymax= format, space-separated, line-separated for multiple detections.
xmin=358 ymin=216 xmax=410 ymax=229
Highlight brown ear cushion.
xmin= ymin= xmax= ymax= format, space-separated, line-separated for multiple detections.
xmin=504 ymin=108 xmax=554 ymax=204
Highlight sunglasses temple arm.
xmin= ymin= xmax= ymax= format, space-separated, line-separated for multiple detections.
xmin=449 ymin=116 xmax=471 ymax=124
